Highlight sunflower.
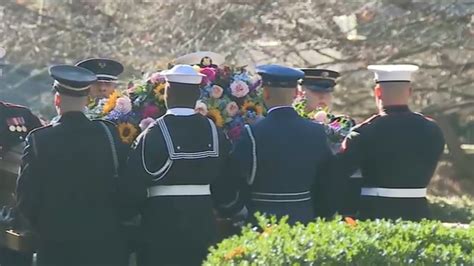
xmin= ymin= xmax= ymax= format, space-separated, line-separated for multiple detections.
xmin=102 ymin=90 xmax=120 ymax=114
xmin=117 ymin=122 xmax=139 ymax=145
xmin=154 ymin=83 xmax=166 ymax=101
xmin=207 ymin=108 xmax=225 ymax=128
xmin=241 ymin=100 xmax=264 ymax=116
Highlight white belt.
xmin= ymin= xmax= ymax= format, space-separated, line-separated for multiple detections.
xmin=147 ymin=185 xmax=211 ymax=197
xmin=361 ymin=187 xmax=427 ymax=198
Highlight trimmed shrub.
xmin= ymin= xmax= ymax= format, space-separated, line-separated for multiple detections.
xmin=205 ymin=215 xmax=474 ymax=265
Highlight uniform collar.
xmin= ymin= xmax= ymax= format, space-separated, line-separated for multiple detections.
xmin=58 ymin=111 xmax=89 ymax=123
xmin=166 ymin=108 xmax=196 ymax=116
xmin=267 ymin=106 xmax=294 ymax=114
xmin=382 ymin=105 xmax=410 ymax=113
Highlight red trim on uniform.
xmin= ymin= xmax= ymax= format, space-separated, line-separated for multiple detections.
xmin=351 ymin=114 xmax=380 ymax=131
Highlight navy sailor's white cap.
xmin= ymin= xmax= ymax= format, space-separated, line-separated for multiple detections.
xmin=367 ymin=64 xmax=419 ymax=83
xmin=160 ymin=64 xmax=205 ymax=85
xmin=49 ymin=65 xmax=97 ymax=97
xmin=75 ymin=58 xmax=124 ymax=82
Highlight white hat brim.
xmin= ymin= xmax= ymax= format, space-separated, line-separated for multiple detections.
xmin=367 ymin=64 xmax=419 ymax=82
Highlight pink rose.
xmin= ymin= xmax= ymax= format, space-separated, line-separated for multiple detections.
xmin=230 ymin=80 xmax=249 ymax=98
xmin=149 ymin=72 xmax=165 ymax=84
xmin=195 ymin=101 xmax=208 ymax=116
xmin=225 ymin=101 xmax=239 ymax=117
xmin=313 ymin=111 xmax=328 ymax=123
xmin=200 ymin=67 xmax=217 ymax=85
xmin=211 ymin=85 xmax=224 ymax=99
xmin=115 ymin=97 xmax=132 ymax=114
xmin=139 ymin=117 xmax=156 ymax=131
xmin=142 ymin=104 xmax=160 ymax=118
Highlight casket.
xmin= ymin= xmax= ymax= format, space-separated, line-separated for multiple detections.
xmin=0 ymin=142 xmax=24 ymax=175
xmin=0 ymin=143 xmax=24 ymax=206
xmin=0 ymin=143 xmax=36 ymax=252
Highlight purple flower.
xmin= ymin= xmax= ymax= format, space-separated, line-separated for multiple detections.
xmin=227 ymin=125 xmax=243 ymax=141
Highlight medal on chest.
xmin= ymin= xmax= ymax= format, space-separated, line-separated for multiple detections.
xmin=7 ymin=117 xmax=28 ymax=133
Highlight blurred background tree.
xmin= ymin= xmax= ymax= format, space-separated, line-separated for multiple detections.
xmin=0 ymin=0 xmax=473 ymax=183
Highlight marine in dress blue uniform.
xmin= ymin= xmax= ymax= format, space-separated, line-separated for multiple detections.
xmin=0 ymin=102 xmax=42 ymax=266
xmin=122 ymin=65 xmax=231 ymax=266
xmin=335 ymin=65 xmax=445 ymax=221
xmin=16 ymin=65 xmax=128 ymax=266
xmin=217 ymin=65 xmax=336 ymax=224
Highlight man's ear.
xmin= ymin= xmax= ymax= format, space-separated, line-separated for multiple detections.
xmin=54 ymin=93 xmax=61 ymax=107
xmin=293 ymin=88 xmax=299 ymax=98
xmin=374 ymin=84 xmax=382 ymax=99
xmin=263 ymin=87 xmax=270 ymax=100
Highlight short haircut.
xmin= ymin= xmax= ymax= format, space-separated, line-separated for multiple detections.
xmin=166 ymin=82 xmax=201 ymax=108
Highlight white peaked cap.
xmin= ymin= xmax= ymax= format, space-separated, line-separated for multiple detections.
xmin=174 ymin=51 xmax=225 ymax=66
xmin=160 ymin=64 xmax=205 ymax=84
xmin=367 ymin=64 xmax=419 ymax=83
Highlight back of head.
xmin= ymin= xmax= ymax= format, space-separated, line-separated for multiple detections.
xmin=378 ymin=82 xmax=412 ymax=106
xmin=264 ymin=86 xmax=296 ymax=108
xmin=256 ymin=64 xmax=304 ymax=109
xmin=165 ymin=82 xmax=201 ymax=108
xmin=161 ymin=64 xmax=204 ymax=109
xmin=367 ymin=64 xmax=418 ymax=108
xmin=49 ymin=64 xmax=97 ymax=115
xmin=56 ymin=93 xmax=88 ymax=114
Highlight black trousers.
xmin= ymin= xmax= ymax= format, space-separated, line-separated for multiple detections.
xmin=0 ymin=247 xmax=33 ymax=266
xmin=36 ymin=240 xmax=127 ymax=266
xmin=359 ymin=196 xmax=431 ymax=221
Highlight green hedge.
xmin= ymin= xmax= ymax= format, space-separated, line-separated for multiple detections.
xmin=429 ymin=196 xmax=474 ymax=224
xmin=205 ymin=215 xmax=474 ymax=265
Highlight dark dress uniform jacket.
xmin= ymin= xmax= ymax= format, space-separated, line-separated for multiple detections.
xmin=16 ymin=111 xmax=128 ymax=266
xmin=336 ymin=105 xmax=445 ymax=221
xmin=222 ymin=107 xmax=334 ymax=224
xmin=123 ymin=111 xmax=231 ymax=266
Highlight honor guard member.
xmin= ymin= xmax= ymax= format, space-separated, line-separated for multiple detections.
xmin=297 ymin=68 xmax=356 ymax=151
xmin=298 ymin=69 xmax=359 ymax=217
xmin=218 ymin=64 xmax=335 ymax=224
xmin=0 ymin=102 xmax=41 ymax=266
xmin=122 ymin=65 xmax=231 ymax=266
xmin=336 ymin=65 xmax=445 ymax=221
xmin=75 ymin=58 xmax=124 ymax=99
xmin=299 ymin=68 xmax=340 ymax=111
xmin=16 ymin=65 xmax=128 ymax=266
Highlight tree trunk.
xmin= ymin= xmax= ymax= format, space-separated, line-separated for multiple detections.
xmin=435 ymin=114 xmax=473 ymax=180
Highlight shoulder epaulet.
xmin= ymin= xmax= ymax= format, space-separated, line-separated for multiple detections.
xmin=352 ymin=114 xmax=380 ymax=130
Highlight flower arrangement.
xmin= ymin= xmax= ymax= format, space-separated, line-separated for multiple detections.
xmin=195 ymin=64 xmax=265 ymax=142
xmin=293 ymin=96 xmax=355 ymax=144
xmin=85 ymin=73 xmax=168 ymax=144
xmin=86 ymin=61 xmax=265 ymax=144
